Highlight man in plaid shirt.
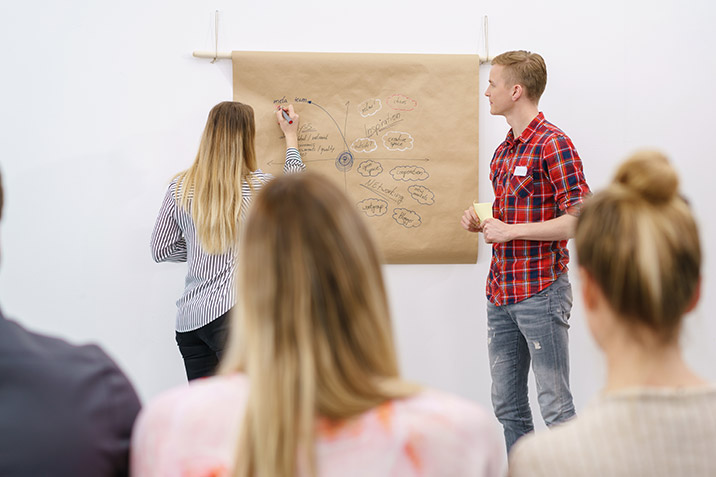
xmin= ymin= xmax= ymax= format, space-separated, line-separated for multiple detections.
xmin=461 ymin=50 xmax=590 ymax=452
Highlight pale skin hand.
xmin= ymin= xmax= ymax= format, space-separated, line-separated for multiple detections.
xmin=460 ymin=206 xmax=484 ymax=233
xmin=276 ymin=104 xmax=299 ymax=149
xmin=461 ymin=207 xmax=578 ymax=243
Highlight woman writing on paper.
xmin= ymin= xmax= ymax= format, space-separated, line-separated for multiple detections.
xmin=150 ymin=102 xmax=304 ymax=380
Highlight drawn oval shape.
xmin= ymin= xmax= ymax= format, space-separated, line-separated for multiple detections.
xmin=357 ymin=160 xmax=383 ymax=177
xmin=382 ymin=131 xmax=414 ymax=152
xmin=392 ymin=208 xmax=422 ymax=228
xmin=358 ymin=98 xmax=382 ymax=117
xmin=351 ymin=137 xmax=378 ymax=154
xmin=408 ymin=185 xmax=435 ymax=205
xmin=390 ymin=165 xmax=429 ymax=182
xmin=386 ymin=94 xmax=418 ymax=111
xmin=357 ymin=198 xmax=388 ymax=217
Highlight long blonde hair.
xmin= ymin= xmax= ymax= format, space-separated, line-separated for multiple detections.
xmin=219 ymin=173 xmax=419 ymax=477
xmin=174 ymin=101 xmax=258 ymax=254
xmin=575 ymin=150 xmax=701 ymax=342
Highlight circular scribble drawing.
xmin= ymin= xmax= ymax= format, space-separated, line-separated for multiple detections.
xmin=335 ymin=151 xmax=354 ymax=172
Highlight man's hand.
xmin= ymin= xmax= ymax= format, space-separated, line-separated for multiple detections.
xmin=461 ymin=207 xmax=483 ymax=233
xmin=481 ymin=218 xmax=513 ymax=244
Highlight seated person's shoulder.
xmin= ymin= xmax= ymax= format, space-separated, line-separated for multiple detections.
xmin=2 ymin=316 xmax=134 ymax=388
xmin=387 ymin=389 xmax=504 ymax=474
xmin=398 ymin=388 xmax=495 ymax=429
xmin=0 ymin=314 xmax=140 ymax=476
xmin=509 ymin=403 xmax=613 ymax=476
xmin=131 ymin=374 xmax=249 ymax=473
xmin=135 ymin=373 xmax=249 ymax=436
xmin=391 ymin=390 xmax=497 ymax=442
xmin=0 ymin=315 xmax=140 ymax=434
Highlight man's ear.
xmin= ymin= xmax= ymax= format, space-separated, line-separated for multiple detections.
xmin=685 ymin=276 xmax=702 ymax=313
xmin=511 ymin=84 xmax=523 ymax=102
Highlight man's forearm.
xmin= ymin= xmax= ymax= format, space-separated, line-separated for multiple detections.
xmin=509 ymin=213 xmax=577 ymax=241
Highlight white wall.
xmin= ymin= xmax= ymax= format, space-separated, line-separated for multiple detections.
xmin=0 ymin=0 xmax=714 ymax=433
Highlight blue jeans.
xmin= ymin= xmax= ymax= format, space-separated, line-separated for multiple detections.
xmin=487 ymin=273 xmax=576 ymax=452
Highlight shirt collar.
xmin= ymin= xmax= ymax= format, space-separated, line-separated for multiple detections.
xmin=504 ymin=112 xmax=545 ymax=146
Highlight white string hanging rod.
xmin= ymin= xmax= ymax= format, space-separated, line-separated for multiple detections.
xmin=192 ymin=12 xmax=493 ymax=63
xmin=193 ymin=50 xmax=232 ymax=60
xmin=193 ymin=50 xmax=492 ymax=63
xmin=479 ymin=15 xmax=493 ymax=64
xmin=192 ymin=10 xmax=227 ymax=62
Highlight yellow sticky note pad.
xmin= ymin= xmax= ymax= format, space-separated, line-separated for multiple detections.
xmin=473 ymin=202 xmax=493 ymax=221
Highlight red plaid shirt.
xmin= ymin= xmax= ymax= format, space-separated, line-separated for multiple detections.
xmin=487 ymin=113 xmax=590 ymax=306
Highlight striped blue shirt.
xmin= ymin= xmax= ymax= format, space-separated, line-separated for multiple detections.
xmin=151 ymin=148 xmax=304 ymax=332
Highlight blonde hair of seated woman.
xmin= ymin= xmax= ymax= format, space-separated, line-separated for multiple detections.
xmin=218 ymin=173 xmax=420 ymax=477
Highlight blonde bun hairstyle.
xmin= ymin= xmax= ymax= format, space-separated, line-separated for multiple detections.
xmin=613 ymin=150 xmax=679 ymax=204
xmin=575 ymin=150 xmax=701 ymax=342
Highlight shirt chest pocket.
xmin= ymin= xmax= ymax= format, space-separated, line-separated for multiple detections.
xmin=509 ymin=172 xmax=534 ymax=199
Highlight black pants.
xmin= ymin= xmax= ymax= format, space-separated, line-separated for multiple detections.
xmin=175 ymin=309 xmax=232 ymax=381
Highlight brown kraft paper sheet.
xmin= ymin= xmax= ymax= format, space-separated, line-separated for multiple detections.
xmin=232 ymin=51 xmax=479 ymax=264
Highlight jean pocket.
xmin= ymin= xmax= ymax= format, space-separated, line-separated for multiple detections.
xmin=549 ymin=284 xmax=573 ymax=327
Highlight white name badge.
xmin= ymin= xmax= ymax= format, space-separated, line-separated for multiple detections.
xmin=514 ymin=165 xmax=528 ymax=177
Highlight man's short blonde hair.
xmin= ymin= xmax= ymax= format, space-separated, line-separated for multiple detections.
xmin=492 ymin=50 xmax=547 ymax=103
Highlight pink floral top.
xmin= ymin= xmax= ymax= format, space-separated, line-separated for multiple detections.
xmin=131 ymin=374 xmax=504 ymax=476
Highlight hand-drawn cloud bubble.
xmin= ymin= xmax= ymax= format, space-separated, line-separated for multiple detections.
xmin=390 ymin=165 xmax=430 ymax=182
xmin=351 ymin=137 xmax=378 ymax=154
xmin=359 ymin=98 xmax=382 ymax=117
xmin=357 ymin=160 xmax=383 ymax=177
xmin=357 ymin=198 xmax=388 ymax=217
xmin=392 ymin=208 xmax=422 ymax=228
xmin=382 ymin=131 xmax=414 ymax=152
xmin=408 ymin=185 xmax=435 ymax=205
xmin=386 ymin=94 xmax=418 ymax=111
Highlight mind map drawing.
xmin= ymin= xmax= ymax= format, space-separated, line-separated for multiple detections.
xmin=234 ymin=50 xmax=481 ymax=263
xmin=273 ymin=93 xmax=435 ymax=230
